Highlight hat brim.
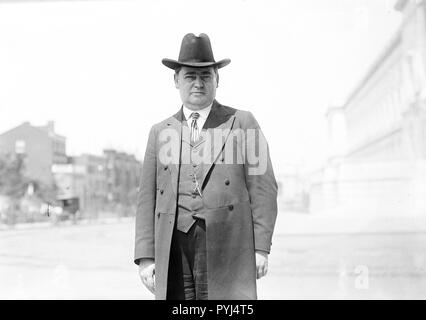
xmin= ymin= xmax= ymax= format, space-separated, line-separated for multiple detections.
xmin=161 ymin=58 xmax=231 ymax=70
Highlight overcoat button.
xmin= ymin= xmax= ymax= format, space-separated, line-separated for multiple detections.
xmin=164 ymin=166 xmax=168 ymax=170
xmin=228 ymin=205 xmax=234 ymax=211
xmin=225 ymin=179 xmax=230 ymax=185
xmin=192 ymin=194 xmax=197 ymax=199
xmin=160 ymin=189 xmax=164 ymax=195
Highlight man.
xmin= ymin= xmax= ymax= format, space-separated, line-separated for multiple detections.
xmin=134 ymin=33 xmax=278 ymax=300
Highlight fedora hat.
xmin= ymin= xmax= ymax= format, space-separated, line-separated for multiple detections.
xmin=162 ymin=33 xmax=231 ymax=70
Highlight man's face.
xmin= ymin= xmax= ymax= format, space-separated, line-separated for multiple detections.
xmin=174 ymin=66 xmax=218 ymax=110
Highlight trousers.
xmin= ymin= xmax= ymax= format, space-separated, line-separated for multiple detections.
xmin=166 ymin=219 xmax=208 ymax=300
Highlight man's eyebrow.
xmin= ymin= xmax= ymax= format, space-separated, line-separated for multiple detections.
xmin=183 ymin=70 xmax=213 ymax=75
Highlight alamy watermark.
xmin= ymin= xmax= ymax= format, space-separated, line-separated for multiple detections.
xmin=158 ymin=127 xmax=269 ymax=175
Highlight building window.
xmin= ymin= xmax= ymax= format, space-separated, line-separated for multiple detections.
xmin=15 ymin=140 xmax=26 ymax=154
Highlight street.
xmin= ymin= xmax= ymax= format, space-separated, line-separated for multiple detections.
xmin=1 ymin=214 xmax=426 ymax=299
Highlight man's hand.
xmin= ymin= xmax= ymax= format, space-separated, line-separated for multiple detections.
xmin=138 ymin=258 xmax=155 ymax=294
xmin=255 ymin=251 xmax=268 ymax=279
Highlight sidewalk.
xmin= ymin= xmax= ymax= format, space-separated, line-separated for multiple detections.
xmin=274 ymin=212 xmax=426 ymax=235
xmin=0 ymin=216 xmax=134 ymax=232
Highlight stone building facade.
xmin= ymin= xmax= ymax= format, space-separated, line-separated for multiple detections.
xmin=310 ymin=0 xmax=426 ymax=216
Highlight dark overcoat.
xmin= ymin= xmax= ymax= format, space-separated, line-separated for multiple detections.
xmin=134 ymin=100 xmax=278 ymax=300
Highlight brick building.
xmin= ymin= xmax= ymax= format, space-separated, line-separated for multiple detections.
xmin=52 ymin=150 xmax=141 ymax=215
xmin=52 ymin=154 xmax=108 ymax=215
xmin=0 ymin=120 xmax=141 ymax=216
xmin=0 ymin=121 xmax=66 ymax=187
xmin=104 ymin=149 xmax=141 ymax=208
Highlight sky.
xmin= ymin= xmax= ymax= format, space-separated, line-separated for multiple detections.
xmin=0 ymin=0 xmax=402 ymax=174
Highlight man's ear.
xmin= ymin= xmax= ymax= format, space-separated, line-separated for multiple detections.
xmin=174 ymin=73 xmax=179 ymax=89
xmin=216 ymin=73 xmax=220 ymax=88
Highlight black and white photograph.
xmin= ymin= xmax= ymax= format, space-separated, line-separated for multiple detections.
xmin=0 ymin=0 xmax=426 ymax=302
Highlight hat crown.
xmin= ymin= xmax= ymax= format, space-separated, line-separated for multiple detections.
xmin=178 ymin=33 xmax=215 ymax=63
xmin=161 ymin=33 xmax=230 ymax=70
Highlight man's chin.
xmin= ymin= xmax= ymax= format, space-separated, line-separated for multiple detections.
xmin=187 ymin=99 xmax=211 ymax=109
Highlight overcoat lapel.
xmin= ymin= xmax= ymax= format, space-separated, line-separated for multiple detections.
xmin=200 ymin=101 xmax=235 ymax=189
xmin=167 ymin=107 xmax=184 ymax=198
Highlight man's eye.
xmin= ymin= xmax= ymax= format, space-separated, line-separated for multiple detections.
xmin=201 ymin=76 xmax=212 ymax=81
xmin=185 ymin=76 xmax=196 ymax=81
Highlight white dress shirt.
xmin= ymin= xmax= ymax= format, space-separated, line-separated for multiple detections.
xmin=182 ymin=103 xmax=212 ymax=132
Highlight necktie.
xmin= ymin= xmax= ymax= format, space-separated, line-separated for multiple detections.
xmin=190 ymin=112 xmax=200 ymax=144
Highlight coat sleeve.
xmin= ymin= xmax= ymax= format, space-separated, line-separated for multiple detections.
xmin=242 ymin=111 xmax=278 ymax=254
xmin=134 ymin=125 xmax=157 ymax=265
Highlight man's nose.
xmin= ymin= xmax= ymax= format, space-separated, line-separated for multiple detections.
xmin=193 ymin=76 xmax=204 ymax=88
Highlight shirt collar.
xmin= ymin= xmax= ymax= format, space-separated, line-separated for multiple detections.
xmin=182 ymin=103 xmax=212 ymax=122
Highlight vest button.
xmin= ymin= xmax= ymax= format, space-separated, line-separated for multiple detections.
xmin=160 ymin=189 xmax=164 ymax=195
xmin=164 ymin=166 xmax=168 ymax=171
xmin=228 ymin=205 xmax=234 ymax=211
xmin=225 ymin=179 xmax=230 ymax=185
xmin=192 ymin=194 xmax=197 ymax=199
